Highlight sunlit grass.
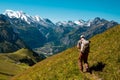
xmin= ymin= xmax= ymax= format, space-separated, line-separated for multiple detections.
xmin=12 ymin=25 xmax=120 ymax=80
xmin=0 ymin=49 xmax=33 ymax=80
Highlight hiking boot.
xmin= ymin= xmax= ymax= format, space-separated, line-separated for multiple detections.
xmin=84 ymin=67 xmax=89 ymax=72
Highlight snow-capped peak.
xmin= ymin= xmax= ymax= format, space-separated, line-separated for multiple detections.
xmin=74 ymin=20 xmax=85 ymax=26
xmin=3 ymin=10 xmax=32 ymax=24
xmin=74 ymin=19 xmax=93 ymax=27
xmin=33 ymin=15 xmax=43 ymax=22
xmin=86 ymin=19 xmax=93 ymax=26
xmin=56 ymin=21 xmax=72 ymax=26
xmin=4 ymin=10 xmax=28 ymax=18
xmin=3 ymin=10 xmax=54 ymax=26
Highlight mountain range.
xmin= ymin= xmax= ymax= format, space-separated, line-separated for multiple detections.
xmin=0 ymin=10 xmax=118 ymax=56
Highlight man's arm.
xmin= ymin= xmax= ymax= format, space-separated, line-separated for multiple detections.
xmin=77 ymin=40 xmax=81 ymax=49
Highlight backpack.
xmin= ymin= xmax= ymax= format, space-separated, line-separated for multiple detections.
xmin=80 ymin=39 xmax=90 ymax=53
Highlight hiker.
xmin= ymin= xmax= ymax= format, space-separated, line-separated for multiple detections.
xmin=77 ymin=35 xmax=90 ymax=72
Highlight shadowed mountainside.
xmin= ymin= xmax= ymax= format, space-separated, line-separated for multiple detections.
xmin=0 ymin=14 xmax=26 ymax=53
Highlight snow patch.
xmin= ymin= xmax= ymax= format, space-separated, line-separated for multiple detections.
xmin=4 ymin=10 xmax=31 ymax=24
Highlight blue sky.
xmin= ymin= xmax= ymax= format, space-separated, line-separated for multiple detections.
xmin=0 ymin=0 xmax=120 ymax=23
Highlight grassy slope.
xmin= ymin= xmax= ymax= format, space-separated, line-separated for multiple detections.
xmin=0 ymin=48 xmax=37 ymax=80
xmin=11 ymin=25 xmax=120 ymax=80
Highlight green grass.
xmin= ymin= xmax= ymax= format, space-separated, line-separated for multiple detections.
xmin=0 ymin=48 xmax=37 ymax=80
xmin=7 ymin=48 xmax=38 ymax=64
xmin=88 ymin=24 xmax=120 ymax=80
xmin=11 ymin=47 xmax=87 ymax=80
xmin=12 ymin=25 xmax=120 ymax=80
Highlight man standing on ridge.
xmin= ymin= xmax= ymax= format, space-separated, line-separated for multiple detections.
xmin=77 ymin=35 xmax=90 ymax=72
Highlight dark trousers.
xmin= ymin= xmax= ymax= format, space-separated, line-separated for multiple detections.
xmin=78 ymin=52 xmax=89 ymax=72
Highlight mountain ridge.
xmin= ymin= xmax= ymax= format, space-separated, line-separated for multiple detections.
xmin=4 ymin=9 xmax=114 ymax=27
xmin=0 ymin=10 xmax=118 ymax=56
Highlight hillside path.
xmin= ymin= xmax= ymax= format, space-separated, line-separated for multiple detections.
xmin=84 ymin=72 xmax=102 ymax=80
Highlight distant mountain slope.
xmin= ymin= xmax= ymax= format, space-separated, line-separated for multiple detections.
xmin=0 ymin=14 xmax=26 ymax=53
xmin=0 ymin=48 xmax=45 ymax=80
xmin=59 ymin=17 xmax=118 ymax=48
xmin=11 ymin=25 xmax=120 ymax=80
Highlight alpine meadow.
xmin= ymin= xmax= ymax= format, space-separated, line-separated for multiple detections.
xmin=1 ymin=0 xmax=120 ymax=80
xmin=11 ymin=25 xmax=120 ymax=80
xmin=0 ymin=10 xmax=119 ymax=80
